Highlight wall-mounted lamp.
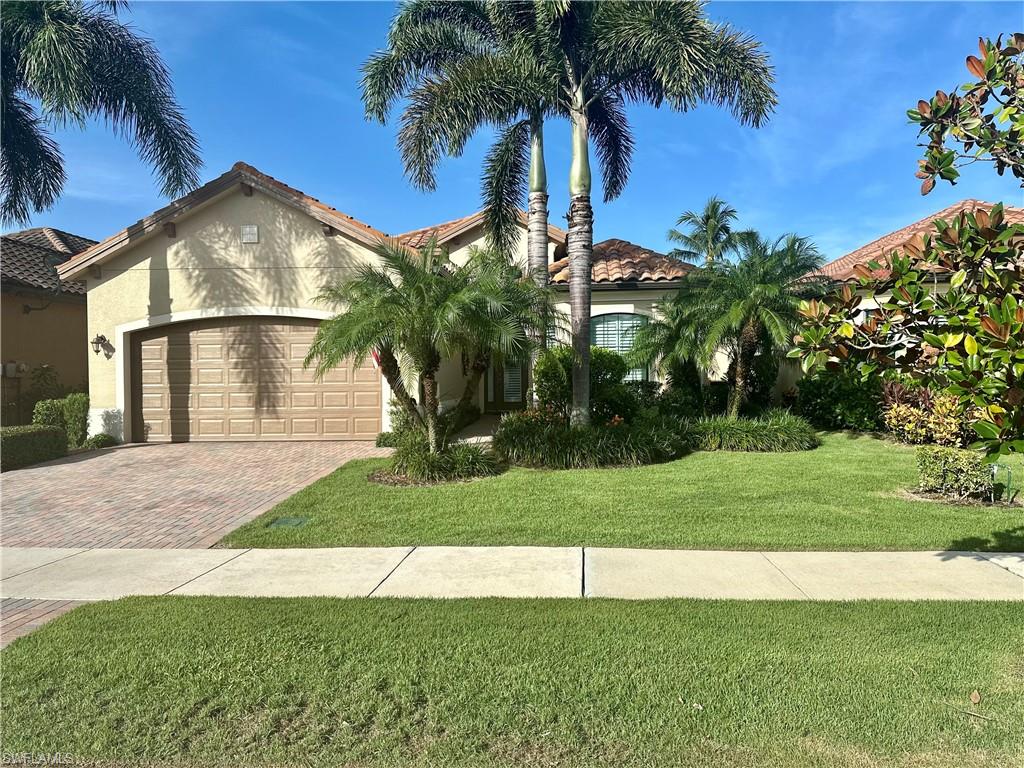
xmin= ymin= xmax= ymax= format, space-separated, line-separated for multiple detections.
xmin=91 ymin=334 xmax=109 ymax=355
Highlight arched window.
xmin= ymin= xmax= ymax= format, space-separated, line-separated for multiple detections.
xmin=591 ymin=313 xmax=648 ymax=381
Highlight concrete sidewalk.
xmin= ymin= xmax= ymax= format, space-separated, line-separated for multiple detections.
xmin=2 ymin=546 xmax=1022 ymax=602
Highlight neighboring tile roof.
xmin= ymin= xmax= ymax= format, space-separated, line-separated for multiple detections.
xmin=818 ymin=200 xmax=1024 ymax=281
xmin=1 ymin=227 xmax=95 ymax=296
xmin=58 ymin=162 xmax=391 ymax=280
xmin=5 ymin=227 xmax=96 ymax=255
xmin=548 ymin=238 xmax=693 ymax=285
xmin=397 ymin=210 xmax=567 ymax=249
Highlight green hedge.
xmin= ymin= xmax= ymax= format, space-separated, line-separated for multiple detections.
xmin=32 ymin=392 xmax=89 ymax=448
xmin=1 ymin=425 xmax=68 ymax=471
xmin=795 ymin=368 xmax=882 ymax=431
xmin=916 ymin=446 xmax=993 ymax=500
xmin=62 ymin=392 xmax=89 ymax=448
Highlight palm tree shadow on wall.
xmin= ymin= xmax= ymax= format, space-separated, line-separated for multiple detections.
xmin=139 ymin=197 xmax=367 ymax=441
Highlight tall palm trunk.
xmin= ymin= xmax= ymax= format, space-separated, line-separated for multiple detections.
xmin=730 ymin=319 xmax=760 ymax=418
xmin=526 ymin=114 xmax=549 ymax=405
xmin=566 ymin=96 xmax=592 ymax=426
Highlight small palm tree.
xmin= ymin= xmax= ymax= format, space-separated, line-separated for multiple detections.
xmin=634 ymin=233 xmax=829 ymax=417
xmin=306 ymin=239 xmax=553 ymax=452
xmin=1 ymin=1 xmax=201 ymax=225
xmin=667 ymin=196 xmax=749 ymax=264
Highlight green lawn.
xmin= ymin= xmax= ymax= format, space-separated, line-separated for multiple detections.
xmin=2 ymin=598 xmax=1021 ymax=767
xmin=222 ymin=433 xmax=1024 ymax=551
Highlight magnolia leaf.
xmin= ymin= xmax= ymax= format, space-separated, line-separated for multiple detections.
xmin=972 ymin=420 xmax=1000 ymax=439
xmin=970 ymin=690 xmax=982 ymax=705
xmin=950 ymin=269 xmax=967 ymax=289
xmin=839 ymin=323 xmax=855 ymax=339
xmin=964 ymin=334 xmax=978 ymax=354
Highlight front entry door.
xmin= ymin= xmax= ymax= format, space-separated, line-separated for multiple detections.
xmin=485 ymin=362 xmax=528 ymax=412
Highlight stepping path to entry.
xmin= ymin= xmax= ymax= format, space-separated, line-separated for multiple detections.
xmin=2 ymin=546 xmax=1021 ymax=606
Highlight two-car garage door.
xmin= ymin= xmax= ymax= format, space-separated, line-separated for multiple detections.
xmin=131 ymin=317 xmax=381 ymax=441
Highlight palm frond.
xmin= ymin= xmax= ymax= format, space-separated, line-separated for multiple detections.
xmin=587 ymin=89 xmax=634 ymax=202
xmin=481 ymin=119 xmax=531 ymax=258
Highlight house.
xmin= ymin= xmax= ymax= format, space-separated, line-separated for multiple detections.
xmin=55 ymin=162 xmax=689 ymax=443
xmin=816 ymin=199 xmax=1024 ymax=282
xmin=776 ymin=199 xmax=1024 ymax=395
xmin=1 ymin=227 xmax=97 ymax=424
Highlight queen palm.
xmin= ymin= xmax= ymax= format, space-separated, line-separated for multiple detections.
xmin=668 ymin=196 xmax=748 ymax=264
xmin=634 ymin=233 xmax=828 ymax=417
xmin=1 ymin=1 xmax=201 ymax=225
xmin=305 ymin=239 xmax=552 ymax=453
xmin=389 ymin=1 xmax=775 ymax=425
xmin=361 ymin=1 xmax=553 ymax=279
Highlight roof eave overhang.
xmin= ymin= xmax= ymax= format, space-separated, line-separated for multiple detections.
xmin=551 ymin=279 xmax=686 ymax=292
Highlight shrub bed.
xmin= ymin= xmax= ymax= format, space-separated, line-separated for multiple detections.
xmin=534 ymin=345 xmax=638 ymax=423
xmin=795 ymin=368 xmax=882 ymax=430
xmin=1 ymin=425 xmax=68 ymax=471
xmin=916 ymin=446 xmax=994 ymax=501
xmin=493 ymin=410 xmax=687 ymax=469
xmin=83 ymin=433 xmax=119 ymax=450
xmin=62 ymin=392 xmax=90 ymax=448
xmin=689 ymin=411 xmax=820 ymax=452
xmin=386 ymin=433 xmax=501 ymax=483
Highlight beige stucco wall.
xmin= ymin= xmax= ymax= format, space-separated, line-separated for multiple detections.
xmin=445 ymin=226 xmax=561 ymax=270
xmin=2 ymin=294 xmax=88 ymax=390
xmin=83 ymin=186 xmax=385 ymax=438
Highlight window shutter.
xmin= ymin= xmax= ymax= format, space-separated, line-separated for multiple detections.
xmin=591 ymin=314 xmax=648 ymax=381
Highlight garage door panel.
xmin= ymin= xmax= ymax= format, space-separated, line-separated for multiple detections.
xmin=132 ymin=316 xmax=381 ymax=441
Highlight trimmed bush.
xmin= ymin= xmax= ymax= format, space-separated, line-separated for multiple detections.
xmin=62 ymin=392 xmax=89 ymax=448
xmin=1 ymin=425 xmax=67 ymax=471
xmin=389 ymin=433 xmax=501 ymax=482
xmin=534 ymin=345 xmax=638 ymax=424
xmin=689 ymin=410 xmax=820 ymax=452
xmin=32 ymin=398 xmax=65 ymax=432
xmin=917 ymin=446 xmax=994 ymax=500
xmin=83 ymin=433 xmax=119 ymax=450
xmin=795 ymin=368 xmax=882 ymax=431
xmin=493 ymin=409 xmax=687 ymax=469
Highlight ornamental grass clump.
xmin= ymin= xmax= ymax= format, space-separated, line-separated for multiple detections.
xmin=493 ymin=409 xmax=687 ymax=469
xmin=389 ymin=433 xmax=501 ymax=484
xmin=689 ymin=410 xmax=819 ymax=452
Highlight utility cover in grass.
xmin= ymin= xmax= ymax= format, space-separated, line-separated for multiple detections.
xmin=268 ymin=516 xmax=308 ymax=528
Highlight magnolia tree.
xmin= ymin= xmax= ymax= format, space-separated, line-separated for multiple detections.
xmin=791 ymin=205 xmax=1024 ymax=457
xmin=908 ymin=33 xmax=1024 ymax=195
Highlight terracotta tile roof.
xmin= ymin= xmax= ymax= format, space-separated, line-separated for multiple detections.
xmin=1 ymin=234 xmax=90 ymax=295
xmin=818 ymin=200 xmax=1024 ymax=281
xmin=5 ymin=227 xmax=97 ymax=256
xmin=58 ymin=162 xmax=391 ymax=280
xmin=548 ymin=238 xmax=693 ymax=285
xmin=397 ymin=210 xmax=567 ymax=249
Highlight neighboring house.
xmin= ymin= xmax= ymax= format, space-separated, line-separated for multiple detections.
xmin=1 ymin=227 xmax=97 ymax=424
xmin=56 ymin=162 xmax=686 ymax=443
xmin=777 ymin=199 xmax=1024 ymax=395
xmin=817 ymin=199 xmax=1024 ymax=282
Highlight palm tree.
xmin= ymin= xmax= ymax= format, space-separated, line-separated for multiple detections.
xmin=1 ymin=1 xmax=201 ymax=225
xmin=361 ymin=2 xmax=552 ymax=280
xmin=369 ymin=2 xmax=775 ymax=426
xmin=305 ymin=239 xmax=552 ymax=453
xmin=667 ymin=196 xmax=749 ymax=264
xmin=633 ymin=233 xmax=828 ymax=417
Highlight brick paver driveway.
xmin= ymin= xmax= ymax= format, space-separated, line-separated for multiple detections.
xmin=1 ymin=442 xmax=389 ymax=549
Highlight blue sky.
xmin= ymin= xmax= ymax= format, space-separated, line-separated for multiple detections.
xmin=21 ymin=1 xmax=1024 ymax=263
